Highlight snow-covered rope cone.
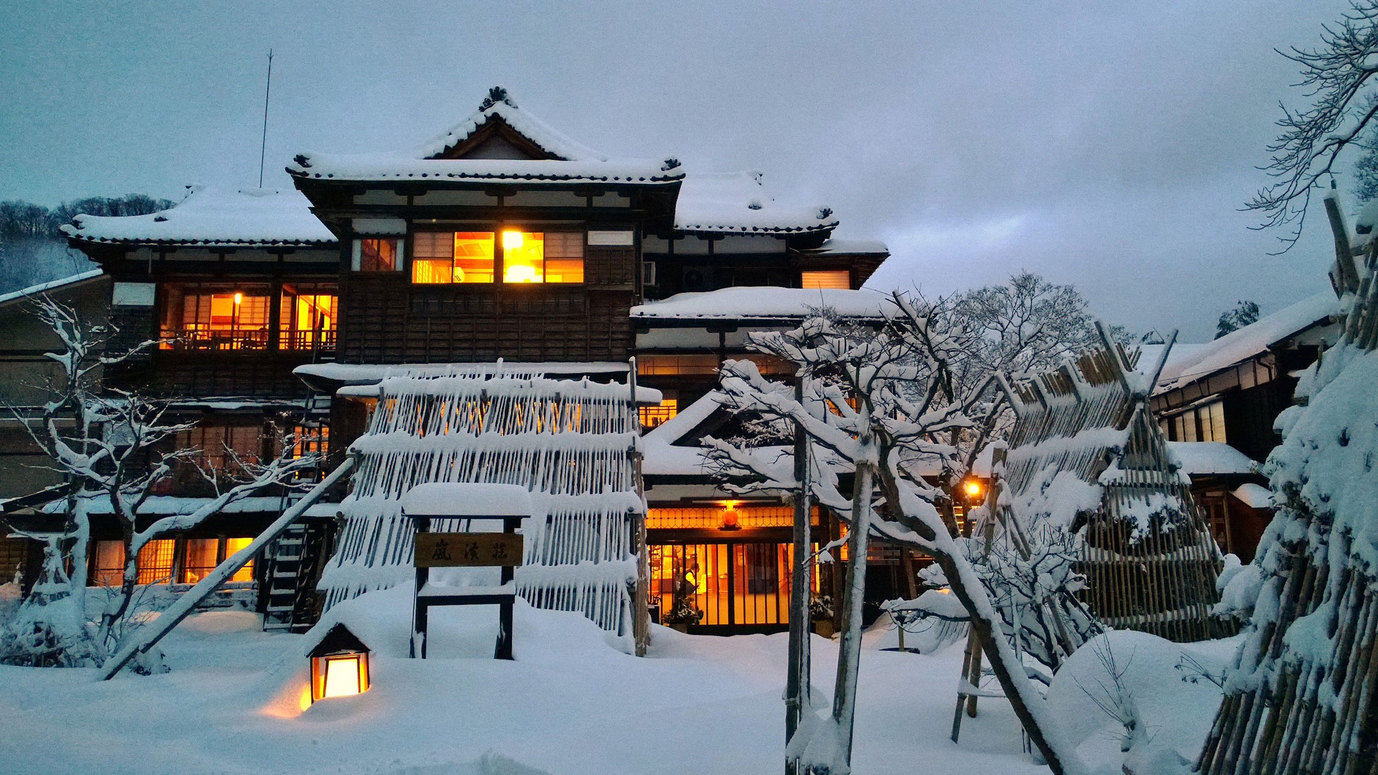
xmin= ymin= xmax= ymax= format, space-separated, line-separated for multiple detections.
xmin=318 ymin=367 xmax=643 ymax=645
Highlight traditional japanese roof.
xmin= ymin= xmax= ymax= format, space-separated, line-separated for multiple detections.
xmin=1166 ymin=441 xmax=1257 ymax=476
xmin=797 ymin=238 xmax=889 ymax=256
xmin=60 ymin=186 xmax=336 ymax=247
xmin=1153 ymin=291 xmax=1339 ymax=394
xmin=631 ymin=287 xmax=892 ymax=323
xmin=287 ymin=86 xmax=684 ymax=186
xmin=0 ymin=269 xmax=104 ymax=309
xmin=673 ymin=171 xmax=837 ymax=234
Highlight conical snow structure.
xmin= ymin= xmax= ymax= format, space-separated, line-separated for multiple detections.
xmin=998 ymin=338 xmax=1222 ymax=642
xmin=318 ymin=366 xmax=646 ymax=647
xmin=1197 ymin=206 xmax=1378 ymax=775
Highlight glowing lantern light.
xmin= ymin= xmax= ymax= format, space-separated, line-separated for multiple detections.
xmin=962 ymin=478 xmax=984 ymax=500
xmin=720 ymin=500 xmax=741 ymax=531
xmin=504 ymin=263 xmax=539 ymax=283
xmin=308 ymin=623 xmax=371 ymax=703
xmin=501 ymin=230 xmax=524 ymax=250
xmin=233 ymin=292 xmax=243 ymax=305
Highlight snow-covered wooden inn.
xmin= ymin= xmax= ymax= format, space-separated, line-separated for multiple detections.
xmin=2 ymin=87 xmax=892 ymax=636
xmin=1149 ymin=291 xmax=1339 ymax=562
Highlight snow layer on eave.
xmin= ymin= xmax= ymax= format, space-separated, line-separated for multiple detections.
xmin=674 ymin=171 xmax=838 ymax=234
xmin=631 ymin=287 xmax=893 ymax=321
xmin=413 ymin=98 xmax=606 ymax=162
xmin=642 ymin=392 xmax=725 ymax=476
xmin=1232 ymin=482 xmax=1273 ymax=509
xmin=798 ymin=238 xmax=889 ymax=256
xmin=59 ymin=186 xmax=337 ymax=246
xmin=295 ymin=360 xmax=631 ymax=385
xmin=1154 ymin=291 xmax=1339 ymax=393
xmin=1167 ymin=441 xmax=1257 ymax=476
xmin=0 ymin=269 xmax=104 ymax=308
xmin=287 ymin=153 xmax=683 ymax=185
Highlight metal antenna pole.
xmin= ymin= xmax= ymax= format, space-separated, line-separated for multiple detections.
xmin=258 ymin=50 xmax=273 ymax=189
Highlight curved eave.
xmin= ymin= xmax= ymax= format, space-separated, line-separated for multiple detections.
xmin=674 ymin=221 xmax=839 ymax=236
xmin=64 ymin=234 xmax=337 ymax=248
xmin=286 ymin=167 xmax=685 ymax=186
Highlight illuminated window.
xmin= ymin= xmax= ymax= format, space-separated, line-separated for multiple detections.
xmin=91 ymin=541 xmax=124 ymax=586
xmin=501 ymin=230 xmax=543 ymax=282
xmin=225 ymin=538 xmax=255 ymax=583
xmin=280 ymin=284 xmax=337 ymax=350
xmin=136 ymin=539 xmax=176 ymax=585
xmin=801 ymin=270 xmax=850 ymax=290
xmin=352 ymin=238 xmax=402 ymax=272
xmin=182 ymin=538 xmax=219 ymax=583
xmin=1167 ymin=401 xmax=1227 ymax=444
xmin=544 ymin=232 xmax=584 ymax=283
xmin=637 ymin=354 xmax=720 ymax=376
xmin=413 ymin=231 xmax=496 ymax=284
xmin=640 ymin=396 xmax=678 ymax=428
xmin=161 ymin=284 xmax=271 ymax=350
xmin=411 ymin=230 xmax=583 ymax=284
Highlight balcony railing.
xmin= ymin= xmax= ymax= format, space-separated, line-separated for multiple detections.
xmin=159 ymin=327 xmax=337 ymax=352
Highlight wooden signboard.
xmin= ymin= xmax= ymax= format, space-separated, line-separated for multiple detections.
xmin=415 ymin=532 xmax=524 ymax=568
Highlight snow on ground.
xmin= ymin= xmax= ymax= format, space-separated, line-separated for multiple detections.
xmin=0 ymin=586 xmax=1233 ymax=774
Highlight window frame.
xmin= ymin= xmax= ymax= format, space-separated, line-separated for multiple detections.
xmin=407 ymin=228 xmax=587 ymax=286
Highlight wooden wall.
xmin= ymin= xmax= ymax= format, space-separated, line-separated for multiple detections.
xmin=337 ymin=245 xmax=638 ymax=365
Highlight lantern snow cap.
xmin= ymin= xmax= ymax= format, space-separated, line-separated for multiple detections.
xmin=309 ymin=622 xmax=372 ymax=702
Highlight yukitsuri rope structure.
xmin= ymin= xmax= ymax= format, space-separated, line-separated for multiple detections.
xmin=317 ymin=365 xmax=645 ymax=647
xmin=999 ymin=335 xmax=1222 ymax=643
xmin=1196 ymin=205 xmax=1378 ymax=775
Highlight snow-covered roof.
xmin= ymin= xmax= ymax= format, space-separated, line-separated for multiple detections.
xmin=288 ymin=88 xmax=683 ymax=187
xmin=642 ymin=392 xmax=724 ymax=477
xmin=674 ymin=171 xmax=837 ymax=234
xmin=631 ymin=287 xmax=893 ymax=322
xmin=797 ymin=238 xmax=889 ymax=255
xmin=0 ymin=269 xmax=104 ymax=309
xmin=60 ymin=186 xmax=336 ymax=247
xmin=1166 ymin=441 xmax=1257 ymax=476
xmin=1231 ymin=482 xmax=1273 ymax=509
xmin=1154 ymin=291 xmax=1340 ymax=394
xmin=414 ymin=87 xmax=605 ymax=162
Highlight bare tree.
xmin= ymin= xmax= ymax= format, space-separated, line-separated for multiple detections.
xmin=709 ymin=295 xmax=1089 ymax=775
xmin=1 ymin=296 xmax=316 ymax=668
xmin=1247 ymin=1 xmax=1378 ymax=248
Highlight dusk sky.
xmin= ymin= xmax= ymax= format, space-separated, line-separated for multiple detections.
xmin=0 ymin=1 xmax=1356 ymax=340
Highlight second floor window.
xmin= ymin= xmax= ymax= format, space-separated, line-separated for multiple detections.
xmin=280 ymin=284 xmax=338 ymax=351
xmin=160 ymin=282 xmax=337 ymax=351
xmin=411 ymin=230 xmax=584 ymax=285
xmin=162 ymin=284 xmax=271 ymax=350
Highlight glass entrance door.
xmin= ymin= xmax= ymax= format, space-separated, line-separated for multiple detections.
xmin=650 ymin=541 xmax=797 ymax=630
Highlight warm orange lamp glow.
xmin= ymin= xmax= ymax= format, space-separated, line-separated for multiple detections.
xmin=233 ymin=291 xmax=243 ymax=305
xmin=963 ymin=479 xmax=984 ymax=499
xmin=501 ymin=230 xmax=524 ymax=250
xmin=720 ymin=501 xmax=740 ymax=530
xmin=308 ymin=623 xmax=371 ymax=703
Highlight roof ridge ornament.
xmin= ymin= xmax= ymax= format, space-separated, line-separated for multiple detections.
xmin=480 ymin=86 xmax=516 ymax=111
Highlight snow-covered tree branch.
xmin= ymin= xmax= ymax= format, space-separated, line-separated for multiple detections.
xmin=707 ymin=293 xmax=1089 ymax=775
xmin=1247 ymin=1 xmax=1378 ymax=249
xmin=0 ymin=295 xmax=319 ymax=669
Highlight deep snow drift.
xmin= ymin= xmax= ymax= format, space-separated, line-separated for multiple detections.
xmin=0 ymin=586 xmax=1237 ymax=774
